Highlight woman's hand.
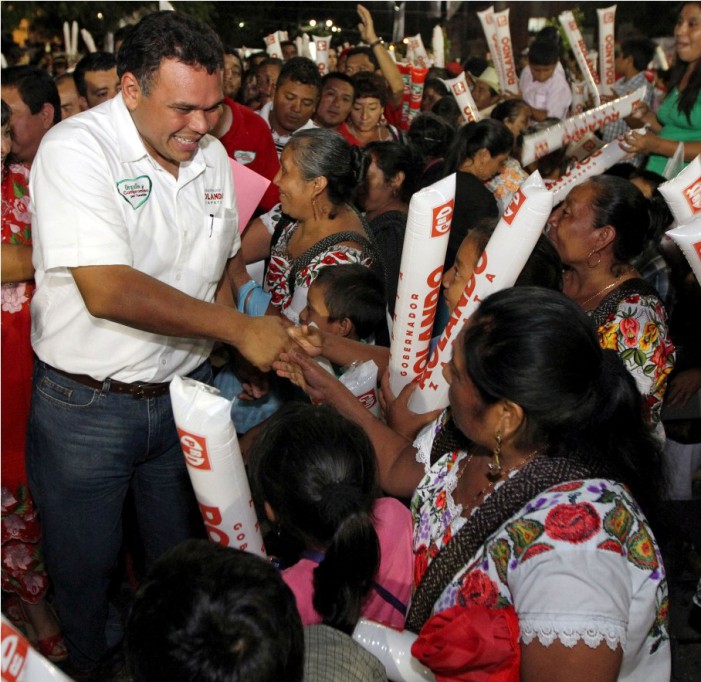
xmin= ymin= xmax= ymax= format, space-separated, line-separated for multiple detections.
xmin=274 ymin=349 xmax=341 ymax=404
xmin=619 ymin=129 xmax=658 ymax=156
xmin=665 ymin=367 xmax=701 ymax=407
xmin=288 ymin=324 xmax=324 ymax=358
xmin=380 ymin=369 xmax=442 ymax=440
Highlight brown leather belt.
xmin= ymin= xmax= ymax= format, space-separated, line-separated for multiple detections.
xmin=49 ymin=365 xmax=171 ymax=399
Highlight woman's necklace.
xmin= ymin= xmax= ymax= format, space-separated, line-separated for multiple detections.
xmin=579 ymin=275 xmax=623 ymax=309
xmin=455 ymin=448 xmax=541 ymax=509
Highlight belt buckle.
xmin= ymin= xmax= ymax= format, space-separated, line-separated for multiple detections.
xmin=133 ymin=383 xmax=146 ymax=400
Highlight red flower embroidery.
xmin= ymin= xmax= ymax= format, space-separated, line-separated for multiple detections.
xmin=619 ymin=316 xmax=640 ymax=348
xmin=414 ymin=545 xmax=429 ymax=586
xmin=598 ymin=539 xmax=624 ymax=555
xmin=458 ymin=570 xmax=499 ymax=608
xmin=435 ymin=491 xmax=446 ymax=510
xmin=545 ymin=502 xmax=601 ymax=543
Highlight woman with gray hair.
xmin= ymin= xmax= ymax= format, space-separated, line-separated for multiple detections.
xmin=234 ymin=127 xmax=383 ymax=324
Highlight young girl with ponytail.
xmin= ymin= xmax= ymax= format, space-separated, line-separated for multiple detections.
xmin=248 ymin=402 xmax=413 ymax=633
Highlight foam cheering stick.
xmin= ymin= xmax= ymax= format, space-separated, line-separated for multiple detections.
xmin=340 ymin=360 xmax=381 ymax=418
xmin=494 ymin=9 xmax=519 ymax=95
xmin=597 ymin=5 xmax=617 ymax=97
xmin=667 ymin=219 xmax=701 ymax=286
xmin=409 ymin=66 xmax=429 ymax=126
xmin=170 ymin=376 xmax=265 ymax=557
xmin=63 ymin=21 xmax=71 ymax=60
xmin=407 ymin=34 xmax=430 ymax=69
xmin=443 ymin=71 xmax=480 ymax=123
xmin=388 ymin=174 xmax=456 ymax=397
xmin=409 ymin=172 xmax=553 ymax=414
xmin=1 ymin=618 xmax=74 ymax=682
xmin=81 ymin=28 xmax=97 ymax=53
xmin=477 ymin=6 xmax=506 ymax=93
xmin=432 ymin=25 xmax=445 ymax=68
xmin=264 ymin=32 xmax=283 ymax=59
xmin=559 ymin=11 xmax=601 ymax=106
xmin=398 ymin=63 xmax=413 ymax=132
xmin=312 ymin=35 xmax=330 ymax=76
xmin=520 ymin=85 xmax=646 ymax=166
xmin=71 ymin=21 xmax=79 ymax=61
xmin=545 ymin=132 xmax=643 ymax=204
xmin=353 ymin=619 xmax=436 ymax=682
xmin=658 ymin=156 xmax=701 ymax=226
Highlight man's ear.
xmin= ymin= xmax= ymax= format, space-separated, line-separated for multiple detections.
xmin=120 ymin=72 xmax=142 ymax=111
xmin=40 ymin=103 xmax=55 ymax=130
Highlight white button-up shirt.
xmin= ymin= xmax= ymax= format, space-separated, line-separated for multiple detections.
xmin=30 ymin=93 xmax=239 ymax=382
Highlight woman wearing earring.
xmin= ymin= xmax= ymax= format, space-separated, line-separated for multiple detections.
xmin=340 ymin=72 xmax=402 ymax=147
xmin=234 ymin=128 xmax=383 ymax=325
xmin=275 ymin=288 xmax=670 ymax=680
xmin=547 ymin=175 xmax=675 ymax=428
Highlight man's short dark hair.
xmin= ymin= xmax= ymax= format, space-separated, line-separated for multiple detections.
xmin=258 ymin=57 xmax=283 ymax=70
xmin=346 ymin=46 xmax=380 ymax=71
xmin=528 ymin=39 xmax=560 ymax=67
xmin=321 ymin=71 xmax=354 ymax=90
xmin=1 ymin=65 xmax=61 ymax=125
xmin=620 ymin=38 xmax=656 ymax=72
xmin=73 ymin=51 xmax=117 ymax=98
xmin=117 ymin=11 xmax=224 ymax=95
xmin=126 ymin=539 xmax=304 ymax=682
xmin=276 ymin=56 xmax=322 ymax=92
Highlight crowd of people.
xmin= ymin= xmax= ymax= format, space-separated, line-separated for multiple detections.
xmin=1 ymin=2 xmax=700 ymax=681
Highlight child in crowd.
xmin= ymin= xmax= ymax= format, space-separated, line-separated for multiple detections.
xmin=126 ymin=540 xmax=304 ymax=682
xmin=300 ymin=263 xmax=387 ymax=349
xmin=519 ymin=37 xmax=573 ymax=121
xmin=248 ymin=403 xmax=413 ymax=632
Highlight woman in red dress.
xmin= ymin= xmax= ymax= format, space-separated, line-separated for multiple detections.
xmin=1 ymin=99 xmax=67 ymax=662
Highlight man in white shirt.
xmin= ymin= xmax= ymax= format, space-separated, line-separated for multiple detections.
xmin=27 ymin=11 xmax=290 ymax=677
xmin=257 ymin=56 xmax=321 ymax=157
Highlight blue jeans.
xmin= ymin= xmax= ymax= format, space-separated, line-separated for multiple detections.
xmin=26 ymin=361 xmax=210 ymax=670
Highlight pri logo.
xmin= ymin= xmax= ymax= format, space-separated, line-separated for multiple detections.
xmin=317 ymin=40 xmax=327 ymax=50
xmin=178 ymin=429 xmax=211 ymax=470
xmin=497 ymin=15 xmax=508 ymax=26
xmin=1 ymin=621 xmax=29 ymax=682
xmin=604 ymin=11 xmax=615 ymax=23
xmin=683 ymin=178 xmax=701 ymax=214
xmin=502 ymin=189 xmax=525 ymax=225
xmin=452 ymin=81 xmax=466 ymax=95
xmin=694 ymin=239 xmax=701 ymax=261
xmin=358 ymin=389 xmax=377 ymax=410
xmin=431 ymin=199 xmax=454 ymax=237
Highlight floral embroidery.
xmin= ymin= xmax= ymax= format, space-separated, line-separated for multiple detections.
xmin=647 ymin=585 xmax=669 ymax=654
xmin=506 ymin=519 xmax=544 ymax=558
xmin=627 ymin=524 xmax=659 ymax=571
xmin=544 ymin=502 xmax=601 ymax=543
xmin=604 ymin=499 xmax=634 ymax=544
xmin=521 ymin=542 xmax=555 ymax=561
xmin=457 ymin=570 xmax=500 ymax=608
xmin=489 ymin=539 xmax=511 ymax=584
xmin=594 ymin=292 xmax=674 ymax=426
xmin=598 ymin=539 xmax=625 ymax=554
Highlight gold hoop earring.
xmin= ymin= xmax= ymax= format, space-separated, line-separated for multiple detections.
xmin=488 ymin=431 xmax=502 ymax=477
xmin=587 ymin=250 xmax=601 ymax=268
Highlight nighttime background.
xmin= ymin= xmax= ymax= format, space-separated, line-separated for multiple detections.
xmin=1 ymin=1 xmax=682 ymax=63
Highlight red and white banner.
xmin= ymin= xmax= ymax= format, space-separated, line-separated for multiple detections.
xmin=477 ymin=6 xmax=507 ymax=93
xmin=443 ymin=71 xmax=480 ymax=123
xmin=388 ymin=174 xmax=456 ymax=397
xmin=520 ymin=85 xmax=646 ymax=166
xmin=408 ymin=173 xmax=553 ymax=413
xmin=494 ymin=9 xmax=519 ymax=95
xmin=597 ymin=5 xmax=618 ymax=97
xmin=312 ymin=35 xmax=330 ymax=76
xmin=170 ymin=377 xmax=265 ymax=557
xmin=559 ymin=11 xmax=601 ymax=106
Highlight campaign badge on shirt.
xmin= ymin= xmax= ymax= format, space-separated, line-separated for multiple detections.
xmin=234 ymin=150 xmax=257 ymax=165
xmin=205 ymin=188 xmax=223 ymax=213
xmin=116 ymin=176 xmax=152 ymax=209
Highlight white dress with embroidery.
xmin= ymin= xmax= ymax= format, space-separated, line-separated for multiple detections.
xmin=410 ymin=413 xmax=671 ymax=680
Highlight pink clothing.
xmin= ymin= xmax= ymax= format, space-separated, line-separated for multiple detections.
xmin=519 ymin=62 xmax=572 ymax=120
xmin=282 ymin=497 xmax=413 ymax=628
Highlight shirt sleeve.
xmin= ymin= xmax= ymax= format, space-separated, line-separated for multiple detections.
xmin=30 ymin=130 xmax=133 ymax=270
